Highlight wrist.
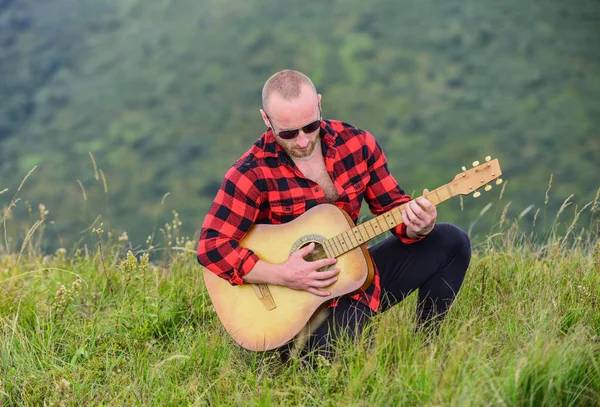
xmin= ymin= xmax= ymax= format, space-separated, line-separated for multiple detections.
xmin=272 ymin=263 xmax=286 ymax=286
xmin=404 ymin=228 xmax=419 ymax=239
xmin=244 ymin=260 xmax=285 ymax=286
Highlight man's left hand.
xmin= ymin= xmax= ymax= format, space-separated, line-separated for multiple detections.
xmin=401 ymin=189 xmax=437 ymax=239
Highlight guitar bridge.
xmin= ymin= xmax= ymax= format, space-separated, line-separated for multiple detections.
xmin=252 ymin=283 xmax=277 ymax=310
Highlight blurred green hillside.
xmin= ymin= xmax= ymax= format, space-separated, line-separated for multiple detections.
xmin=1 ymin=0 xmax=599 ymax=249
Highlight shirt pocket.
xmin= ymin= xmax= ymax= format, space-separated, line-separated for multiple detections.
xmin=341 ymin=171 xmax=368 ymax=216
xmin=269 ymin=198 xmax=306 ymax=224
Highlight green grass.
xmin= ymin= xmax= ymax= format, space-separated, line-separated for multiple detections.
xmin=1 ymin=187 xmax=600 ymax=406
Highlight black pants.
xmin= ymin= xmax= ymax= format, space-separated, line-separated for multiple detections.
xmin=304 ymin=222 xmax=471 ymax=356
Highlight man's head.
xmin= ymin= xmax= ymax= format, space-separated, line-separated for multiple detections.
xmin=260 ymin=70 xmax=322 ymax=160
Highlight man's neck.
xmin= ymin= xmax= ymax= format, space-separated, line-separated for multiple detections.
xmin=292 ymin=141 xmax=322 ymax=164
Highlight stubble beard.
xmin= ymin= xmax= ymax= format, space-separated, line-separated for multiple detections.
xmin=283 ymin=139 xmax=318 ymax=159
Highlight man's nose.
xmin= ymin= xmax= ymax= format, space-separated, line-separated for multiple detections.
xmin=296 ymin=131 xmax=310 ymax=147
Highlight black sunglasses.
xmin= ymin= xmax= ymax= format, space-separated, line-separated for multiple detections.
xmin=265 ymin=105 xmax=322 ymax=140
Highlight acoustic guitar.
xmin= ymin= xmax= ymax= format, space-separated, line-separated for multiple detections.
xmin=202 ymin=157 xmax=502 ymax=351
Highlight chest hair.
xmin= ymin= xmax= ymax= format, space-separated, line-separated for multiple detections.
xmin=294 ymin=154 xmax=339 ymax=203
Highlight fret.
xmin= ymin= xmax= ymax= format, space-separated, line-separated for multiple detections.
xmin=331 ymin=240 xmax=340 ymax=257
xmin=346 ymin=229 xmax=358 ymax=249
xmin=357 ymin=224 xmax=367 ymax=241
xmin=439 ymin=187 xmax=447 ymax=202
xmin=432 ymin=189 xmax=442 ymax=205
xmin=373 ymin=218 xmax=384 ymax=235
xmin=383 ymin=212 xmax=395 ymax=229
xmin=323 ymin=241 xmax=334 ymax=258
xmin=339 ymin=231 xmax=348 ymax=251
xmin=339 ymin=234 xmax=348 ymax=252
xmin=347 ymin=228 xmax=359 ymax=247
xmin=340 ymin=234 xmax=350 ymax=254
xmin=445 ymin=183 xmax=453 ymax=198
xmin=324 ymin=239 xmax=337 ymax=257
xmin=369 ymin=217 xmax=382 ymax=236
xmin=321 ymin=239 xmax=328 ymax=256
xmin=352 ymin=228 xmax=366 ymax=245
xmin=327 ymin=237 xmax=337 ymax=255
xmin=375 ymin=216 xmax=389 ymax=233
xmin=333 ymin=235 xmax=344 ymax=254
xmin=334 ymin=239 xmax=341 ymax=256
xmin=391 ymin=207 xmax=403 ymax=225
xmin=436 ymin=186 xmax=450 ymax=202
xmin=358 ymin=223 xmax=371 ymax=242
xmin=338 ymin=233 xmax=350 ymax=253
xmin=349 ymin=230 xmax=358 ymax=244
xmin=365 ymin=220 xmax=377 ymax=239
xmin=324 ymin=239 xmax=335 ymax=257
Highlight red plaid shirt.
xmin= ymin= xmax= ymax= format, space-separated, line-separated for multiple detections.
xmin=197 ymin=120 xmax=422 ymax=312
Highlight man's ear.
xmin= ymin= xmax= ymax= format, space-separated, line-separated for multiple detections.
xmin=259 ymin=109 xmax=271 ymax=129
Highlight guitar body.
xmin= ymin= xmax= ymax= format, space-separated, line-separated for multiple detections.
xmin=202 ymin=204 xmax=374 ymax=351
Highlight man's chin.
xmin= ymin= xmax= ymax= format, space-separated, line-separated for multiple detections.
xmin=292 ymin=151 xmax=310 ymax=158
xmin=291 ymin=144 xmax=316 ymax=159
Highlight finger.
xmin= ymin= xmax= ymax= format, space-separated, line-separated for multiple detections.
xmin=404 ymin=204 xmax=418 ymax=224
xmin=312 ymin=276 xmax=338 ymax=288
xmin=310 ymin=268 xmax=340 ymax=280
xmin=307 ymin=287 xmax=331 ymax=297
xmin=402 ymin=212 xmax=417 ymax=236
xmin=311 ymin=257 xmax=337 ymax=270
xmin=413 ymin=202 xmax=430 ymax=225
xmin=405 ymin=205 xmax=425 ymax=230
xmin=401 ymin=203 xmax=410 ymax=220
xmin=296 ymin=242 xmax=316 ymax=256
xmin=416 ymin=207 xmax=436 ymax=225
xmin=401 ymin=208 xmax=412 ymax=226
xmin=410 ymin=200 xmax=425 ymax=217
xmin=416 ymin=197 xmax=435 ymax=212
xmin=411 ymin=189 xmax=432 ymax=209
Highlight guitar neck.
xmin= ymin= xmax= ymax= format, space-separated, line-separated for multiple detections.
xmin=323 ymin=183 xmax=455 ymax=258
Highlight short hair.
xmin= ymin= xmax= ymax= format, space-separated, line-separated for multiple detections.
xmin=262 ymin=70 xmax=316 ymax=112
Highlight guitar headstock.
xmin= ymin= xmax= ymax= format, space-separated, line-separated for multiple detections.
xmin=450 ymin=156 xmax=503 ymax=197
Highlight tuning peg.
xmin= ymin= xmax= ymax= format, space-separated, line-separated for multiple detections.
xmin=495 ymin=178 xmax=503 ymax=185
xmin=473 ymin=191 xmax=481 ymax=198
xmin=472 ymin=161 xmax=480 ymax=167
xmin=485 ymin=185 xmax=492 ymax=191
xmin=461 ymin=166 xmax=466 ymax=171
xmin=485 ymin=156 xmax=491 ymax=162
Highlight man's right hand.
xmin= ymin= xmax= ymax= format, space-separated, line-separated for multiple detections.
xmin=279 ymin=242 xmax=339 ymax=297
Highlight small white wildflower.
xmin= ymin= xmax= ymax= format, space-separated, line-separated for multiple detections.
xmin=39 ymin=203 xmax=49 ymax=220
xmin=57 ymin=378 xmax=70 ymax=394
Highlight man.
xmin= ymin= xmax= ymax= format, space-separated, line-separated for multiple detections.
xmin=197 ymin=69 xmax=471 ymax=357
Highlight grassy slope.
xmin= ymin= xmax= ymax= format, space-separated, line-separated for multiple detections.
xmin=1 ymin=200 xmax=599 ymax=406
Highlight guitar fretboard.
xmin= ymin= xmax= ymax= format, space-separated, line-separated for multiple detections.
xmin=322 ymin=183 xmax=455 ymax=258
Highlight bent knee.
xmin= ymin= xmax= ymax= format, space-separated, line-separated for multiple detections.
xmin=441 ymin=223 xmax=471 ymax=264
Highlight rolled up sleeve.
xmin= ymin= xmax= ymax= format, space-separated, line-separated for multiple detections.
xmin=197 ymin=164 xmax=262 ymax=285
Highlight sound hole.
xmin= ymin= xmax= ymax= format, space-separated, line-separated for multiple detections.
xmin=301 ymin=242 xmax=332 ymax=272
